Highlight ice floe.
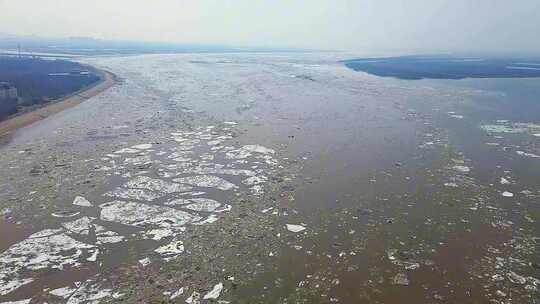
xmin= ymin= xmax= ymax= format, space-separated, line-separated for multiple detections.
xmin=104 ymin=188 xmax=162 ymax=201
xmin=502 ymin=191 xmax=514 ymax=197
xmin=184 ymin=198 xmax=223 ymax=212
xmin=286 ymin=224 xmax=306 ymax=233
xmin=170 ymin=287 xmax=184 ymax=299
xmin=203 ymin=282 xmax=224 ymax=300
xmin=154 ymin=240 xmax=184 ymax=259
xmin=453 ymin=165 xmax=470 ymax=173
xmin=62 ymin=216 xmax=94 ymax=235
xmin=132 ymin=143 xmax=153 ymax=150
xmin=73 ymin=196 xmax=93 ymax=207
xmin=0 ymin=230 xmax=94 ymax=296
xmin=124 ymin=176 xmax=192 ymax=193
xmin=516 ymin=151 xmax=540 ymax=158
xmin=100 ymin=200 xmax=200 ymax=228
xmin=173 ymin=175 xmax=237 ymax=191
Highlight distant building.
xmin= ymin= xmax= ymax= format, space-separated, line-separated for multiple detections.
xmin=0 ymin=82 xmax=18 ymax=101
xmin=0 ymin=82 xmax=19 ymax=118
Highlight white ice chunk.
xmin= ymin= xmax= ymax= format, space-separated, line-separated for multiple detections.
xmin=66 ymin=280 xmax=113 ymax=304
xmin=154 ymin=240 xmax=184 ymax=258
xmin=62 ymin=217 xmax=94 ymax=235
xmin=186 ymin=292 xmax=201 ymax=304
xmin=242 ymin=145 xmax=275 ymax=154
xmin=173 ymin=175 xmax=237 ymax=191
xmin=139 ymin=258 xmax=151 ymax=267
xmin=132 ymin=144 xmax=153 ymax=150
xmin=203 ymin=282 xmax=223 ymax=300
xmin=0 ymin=278 xmax=33 ymax=296
xmin=142 ymin=228 xmax=176 ymax=240
xmin=502 ymin=191 xmax=514 ymax=197
xmin=0 ymin=299 xmax=32 ymax=304
xmin=125 ymin=176 xmax=192 ymax=193
xmin=516 ymin=151 xmax=540 ymax=158
xmin=114 ymin=148 xmax=139 ymax=154
xmin=286 ymin=224 xmax=306 ymax=233
xmin=453 ymin=165 xmax=470 ymax=173
xmin=184 ymin=198 xmax=222 ymax=212
xmin=100 ymin=201 xmax=200 ymax=228
xmin=73 ymin=196 xmax=93 ymax=207
xmin=49 ymin=286 xmax=77 ymax=298
xmin=170 ymin=287 xmax=184 ymax=299
xmin=104 ymin=188 xmax=162 ymax=201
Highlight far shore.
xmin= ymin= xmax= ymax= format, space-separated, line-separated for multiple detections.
xmin=0 ymin=67 xmax=117 ymax=137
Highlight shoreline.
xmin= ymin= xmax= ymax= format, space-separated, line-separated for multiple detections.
xmin=0 ymin=67 xmax=117 ymax=137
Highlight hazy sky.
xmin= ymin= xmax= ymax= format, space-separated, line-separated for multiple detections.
xmin=1 ymin=0 xmax=539 ymax=53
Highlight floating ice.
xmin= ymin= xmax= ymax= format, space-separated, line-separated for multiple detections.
xmin=0 ymin=299 xmax=31 ymax=304
xmin=453 ymin=165 xmax=470 ymax=173
xmin=170 ymin=287 xmax=184 ymax=299
xmin=242 ymin=175 xmax=267 ymax=186
xmin=195 ymin=214 xmax=220 ymax=225
xmin=142 ymin=228 xmax=176 ymax=240
xmin=132 ymin=144 xmax=153 ymax=150
xmin=507 ymin=271 xmax=527 ymax=285
xmin=0 ymin=278 xmax=33 ymax=296
xmin=502 ymin=191 xmax=514 ymax=197
xmin=125 ymin=176 xmax=192 ymax=193
xmin=87 ymin=249 xmax=99 ymax=262
xmin=100 ymin=200 xmax=200 ymax=228
xmin=114 ymin=148 xmax=139 ymax=154
xmin=104 ymin=188 xmax=162 ymax=201
xmin=186 ymin=291 xmax=201 ymax=304
xmin=66 ymin=280 xmax=113 ymax=304
xmin=139 ymin=258 xmax=151 ymax=267
xmin=182 ymin=167 xmax=256 ymax=177
xmin=163 ymin=198 xmax=192 ymax=206
xmin=286 ymin=224 xmax=306 ymax=233
xmin=173 ymin=175 xmax=237 ymax=191
xmin=184 ymin=198 xmax=222 ymax=212
xmin=0 ymin=230 xmax=94 ymax=296
xmin=481 ymin=124 xmax=525 ymax=134
xmin=242 ymin=145 xmax=275 ymax=155
xmin=73 ymin=196 xmax=93 ymax=207
xmin=203 ymin=282 xmax=223 ymax=300
xmin=500 ymin=177 xmax=510 ymax=184
xmin=49 ymin=285 xmax=77 ymax=298
xmin=392 ymin=272 xmax=410 ymax=286
xmin=62 ymin=216 xmax=94 ymax=235
xmin=123 ymin=155 xmax=152 ymax=165
xmin=51 ymin=211 xmax=81 ymax=218
xmin=516 ymin=151 xmax=540 ymax=158
xmin=154 ymin=240 xmax=184 ymax=258
xmin=0 ymin=231 xmax=94 ymax=271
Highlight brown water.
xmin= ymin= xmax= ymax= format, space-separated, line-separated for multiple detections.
xmin=0 ymin=53 xmax=538 ymax=303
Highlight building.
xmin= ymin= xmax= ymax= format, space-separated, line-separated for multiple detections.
xmin=0 ymin=82 xmax=18 ymax=101
xmin=0 ymin=82 xmax=19 ymax=118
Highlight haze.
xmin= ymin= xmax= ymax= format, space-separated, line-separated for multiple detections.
xmin=1 ymin=0 xmax=539 ymax=53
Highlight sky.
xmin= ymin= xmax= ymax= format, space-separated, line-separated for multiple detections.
xmin=0 ymin=0 xmax=539 ymax=53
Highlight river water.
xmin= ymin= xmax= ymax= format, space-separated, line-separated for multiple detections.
xmin=0 ymin=53 xmax=538 ymax=303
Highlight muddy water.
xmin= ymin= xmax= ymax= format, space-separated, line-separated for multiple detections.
xmin=0 ymin=53 xmax=538 ymax=303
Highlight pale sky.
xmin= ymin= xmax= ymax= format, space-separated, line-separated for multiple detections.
xmin=1 ymin=0 xmax=539 ymax=53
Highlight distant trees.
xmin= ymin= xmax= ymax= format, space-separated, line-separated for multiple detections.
xmin=0 ymin=57 xmax=100 ymax=119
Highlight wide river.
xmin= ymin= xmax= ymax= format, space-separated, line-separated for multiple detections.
xmin=0 ymin=53 xmax=538 ymax=303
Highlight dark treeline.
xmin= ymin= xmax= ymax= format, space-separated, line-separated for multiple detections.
xmin=0 ymin=57 xmax=100 ymax=118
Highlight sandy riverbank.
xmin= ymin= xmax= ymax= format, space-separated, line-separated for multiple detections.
xmin=0 ymin=68 xmax=117 ymax=137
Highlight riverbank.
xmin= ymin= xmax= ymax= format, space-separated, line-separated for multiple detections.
xmin=0 ymin=68 xmax=117 ymax=137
